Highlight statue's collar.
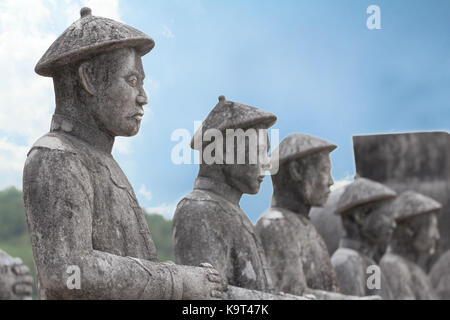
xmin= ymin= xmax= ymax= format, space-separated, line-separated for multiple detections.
xmin=194 ymin=176 xmax=243 ymax=206
xmin=51 ymin=114 xmax=114 ymax=154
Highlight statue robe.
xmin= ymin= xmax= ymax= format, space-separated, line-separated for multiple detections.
xmin=173 ymin=177 xmax=273 ymax=292
xmin=23 ymin=114 xmax=184 ymax=300
xmin=256 ymin=207 xmax=339 ymax=295
xmin=331 ymin=239 xmax=393 ymax=299
xmin=380 ymin=252 xmax=437 ymax=300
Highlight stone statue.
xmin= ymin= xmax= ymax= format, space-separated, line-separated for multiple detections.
xmin=353 ymin=132 xmax=450 ymax=270
xmin=429 ymin=249 xmax=450 ymax=299
xmin=0 ymin=249 xmax=33 ymax=300
xmin=255 ymin=133 xmax=339 ymax=294
xmin=353 ymin=132 xmax=450 ymax=299
xmin=173 ymin=95 xmax=278 ymax=293
xmin=311 ymin=131 xmax=450 ymax=267
xmin=310 ymin=186 xmax=346 ymax=256
xmin=23 ymin=8 xmax=222 ymax=300
xmin=331 ymin=177 xmax=396 ymax=299
xmin=380 ymin=191 xmax=440 ymax=300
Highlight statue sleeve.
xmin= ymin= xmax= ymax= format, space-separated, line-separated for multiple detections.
xmin=173 ymin=198 xmax=230 ymax=282
xmin=23 ymin=148 xmax=183 ymax=300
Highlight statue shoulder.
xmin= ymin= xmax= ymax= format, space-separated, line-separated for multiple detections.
xmin=23 ymin=132 xmax=91 ymax=184
xmin=256 ymin=208 xmax=287 ymax=231
xmin=174 ymin=190 xmax=228 ymax=224
xmin=331 ymin=247 xmax=364 ymax=271
xmin=27 ymin=132 xmax=76 ymax=155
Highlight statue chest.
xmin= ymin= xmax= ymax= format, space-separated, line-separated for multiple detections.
xmin=222 ymin=203 xmax=273 ymax=291
xmin=89 ymin=153 xmax=157 ymax=261
xmin=284 ymin=212 xmax=337 ymax=291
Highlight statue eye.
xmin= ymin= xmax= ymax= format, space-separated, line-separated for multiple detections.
xmin=127 ymin=75 xmax=138 ymax=86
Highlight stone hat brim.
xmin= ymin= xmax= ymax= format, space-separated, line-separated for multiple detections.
xmin=270 ymin=133 xmax=337 ymax=166
xmin=35 ymin=9 xmax=155 ymax=77
xmin=190 ymin=96 xmax=277 ymax=150
xmin=391 ymin=191 xmax=442 ymax=222
xmin=36 ymin=37 xmax=154 ymax=77
xmin=336 ymin=177 xmax=397 ymax=215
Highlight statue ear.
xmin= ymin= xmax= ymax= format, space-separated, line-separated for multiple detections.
xmin=288 ymin=160 xmax=302 ymax=182
xmin=78 ymin=61 xmax=96 ymax=96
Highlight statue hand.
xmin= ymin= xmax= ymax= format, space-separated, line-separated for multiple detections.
xmin=181 ymin=263 xmax=224 ymax=300
xmin=11 ymin=258 xmax=33 ymax=299
xmin=0 ymin=257 xmax=33 ymax=300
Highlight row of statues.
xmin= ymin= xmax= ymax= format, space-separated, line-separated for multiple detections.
xmin=172 ymin=96 xmax=446 ymax=300
xmin=3 ymin=8 xmax=446 ymax=300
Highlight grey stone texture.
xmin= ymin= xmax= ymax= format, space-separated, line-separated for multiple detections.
xmin=173 ymin=96 xmax=277 ymax=295
xmin=225 ymin=285 xmax=313 ymax=300
xmin=312 ymin=131 xmax=450 ymax=266
xmin=35 ymin=7 xmax=154 ymax=77
xmin=353 ymin=132 xmax=450 ymax=268
xmin=353 ymin=132 xmax=450 ymax=297
xmin=0 ymin=249 xmax=33 ymax=300
xmin=430 ymin=250 xmax=450 ymax=299
xmin=174 ymin=177 xmax=274 ymax=292
xmin=380 ymin=191 xmax=441 ymax=299
xmin=23 ymin=8 xmax=222 ymax=300
xmin=310 ymin=186 xmax=346 ymax=256
xmin=256 ymin=134 xmax=339 ymax=294
xmin=331 ymin=178 xmax=397 ymax=299
xmin=190 ymin=95 xmax=277 ymax=150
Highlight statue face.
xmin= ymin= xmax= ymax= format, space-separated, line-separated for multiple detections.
xmin=362 ymin=200 xmax=396 ymax=252
xmin=92 ymin=48 xmax=148 ymax=137
xmin=298 ymin=152 xmax=334 ymax=207
xmin=412 ymin=213 xmax=440 ymax=256
xmin=224 ymin=133 xmax=270 ymax=194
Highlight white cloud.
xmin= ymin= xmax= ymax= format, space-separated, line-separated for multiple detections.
xmin=0 ymin=0 xmax=121 ymax=188
xmin=162 ymin=25 xmax=175 ymax=39
xmin=145 ymin=202 xmax=177 ymax=220
xmin=0 ymin=138 xmax=28 ymax=189
xmin=330 ymin=174 xmax=354 ymax=191
xmin=138 ymin=184 xmax=152 ymax=201
xmin=0 ymin=138 xmax=28 ymax=172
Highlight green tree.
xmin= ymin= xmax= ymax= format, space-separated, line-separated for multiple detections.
xmin=0 ymin=187 xmax=27 ymax=241
xmin=143 ymin=211 xmax=175 ymax=262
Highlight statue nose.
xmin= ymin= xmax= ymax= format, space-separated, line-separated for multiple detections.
xmin=137 ymin=94 xmax=148 ymax=106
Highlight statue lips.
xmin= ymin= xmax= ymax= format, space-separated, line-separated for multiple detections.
xmin=130 ymin=111 xmax=144 ymax=121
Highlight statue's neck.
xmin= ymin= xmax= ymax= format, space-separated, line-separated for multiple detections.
xmin=340 ymin=237 xmax=377 ymax=260
xmin=271 ymin=192 xmax=311 ymax=217
xmin=194 ymin=175 xmax=243 ymax=206
xmin=51 ymin=113 xmax=115 ymax=154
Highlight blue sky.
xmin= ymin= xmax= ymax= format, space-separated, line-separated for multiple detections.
xmin=0 ymin=0 xmax=449 ymax=222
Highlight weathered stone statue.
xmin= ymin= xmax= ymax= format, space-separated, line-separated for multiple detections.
xmin=353 ymin=132 xmax=450 ymax=299
xmin=255 ymin=133 xmax=339 ymax=294
xmin=0 ymin=249 xmax=33 ymax=300
xmin=380 ymin=191 xmax=441 ymax=300
xmin=310 ymin=186 xmax=346 ymax=256
xmin=23 ymin=8 xmax=222 ymax=300
xmin=173 ymin=95 xmax=278 ymax=294
xmin=353 ymin=132 xmax=450 ymax=269
xmin=429 ymin=249 xmax=450 ymax=299
xmin=331 ymin=177 xmax=396 ymax=299
xmin=312 ymin=132 xmax=450 ymax=267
